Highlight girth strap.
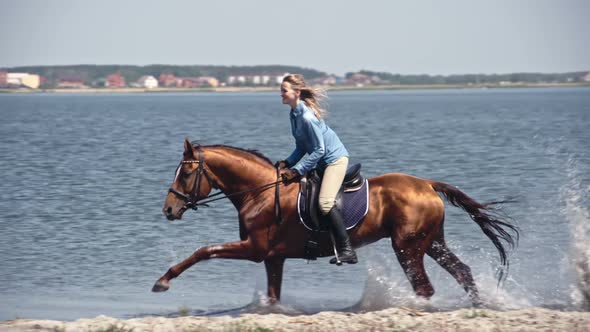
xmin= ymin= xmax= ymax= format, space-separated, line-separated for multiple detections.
xmin=275 ymin=166 xmax=283 ymax=225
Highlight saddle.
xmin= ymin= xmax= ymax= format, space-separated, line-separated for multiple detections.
xmin=297 ymin=163 xmax=369 ymax=232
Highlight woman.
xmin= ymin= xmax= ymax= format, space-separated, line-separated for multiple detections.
xmin=276 ymin=74 xmax=357 ymax=264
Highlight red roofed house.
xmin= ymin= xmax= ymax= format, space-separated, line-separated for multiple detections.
xmin=180 ymin=77 xmax=201 ymax=88
xmin=106 ymin=72 xmax=126 ymax=88
xmin=57 ymin=74 xmax=86 ymax=88
xmin=159 ymin=73 xmax=181 ymax=87
xmin=0 ymin=71 xmax=7 ymax=86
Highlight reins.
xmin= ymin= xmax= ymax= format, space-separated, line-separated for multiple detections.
xmin=168 ymin=147 xmax=284 ymax=224
xmin=190 ymin=179 xmax=283 ymax=206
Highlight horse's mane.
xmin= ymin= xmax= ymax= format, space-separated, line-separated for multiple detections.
xmin=194 ymin=143 xmax=274 ymax=166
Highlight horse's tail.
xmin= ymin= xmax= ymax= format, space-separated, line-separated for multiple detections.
xmin=431 ymin=181 xmax=520 ymax=275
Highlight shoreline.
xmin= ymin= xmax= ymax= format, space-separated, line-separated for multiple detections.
xmin=1 ymin=307 xmax=589 ymax=332
xmin=1 ymin=83 xmax=589 ymax=94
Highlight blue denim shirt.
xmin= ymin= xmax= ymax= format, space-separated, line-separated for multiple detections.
xmin=285 ymin=101 xmax=349 ymax=175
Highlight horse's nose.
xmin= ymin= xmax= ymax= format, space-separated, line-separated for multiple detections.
xmin=163 ymin=206 xmax=173 ymax=218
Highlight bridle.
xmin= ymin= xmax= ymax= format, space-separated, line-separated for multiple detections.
xmin=168 ymin=147 xmax=284 ymax=223
xmin=168 ymin=146 xmax=214 ymax=211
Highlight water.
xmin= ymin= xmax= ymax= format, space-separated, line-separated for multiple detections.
xmin=0 ymin=88 xmax=589 ymax=320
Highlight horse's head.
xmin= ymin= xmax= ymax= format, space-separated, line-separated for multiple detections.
xmin=163 ymin=139 xmax=215 ymax=221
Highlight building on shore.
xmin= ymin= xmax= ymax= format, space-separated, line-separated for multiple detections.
xmin=276 ymin=73 xmax=289 ymax=84
xmin=6 ymin=73 xmax=40 ymax=89
xmin=197 ymin=76 xmax=219 ymax=87
xmin=180 ymin=78 xmax=199 ymax=88
xmin=106 ymin=73 xmax=126 ymax=88
xmin=0 ymin=71 xmax=7 ymax=86
xmin=137 ymin=75 xmax=158 ymax=88
xmin=226 ymin=74 xmax=286 ymax=86
xmin=159 ymin=74 xmax=220 ymax=88
xmin=159 ymin=73 xmax=181 ymax=87
xmin=226 ymin=75 xmax=246 ymax=85
xmin=346 ymin=73 xmax=375 ymax=87
xmin=583 ymin=72 xmax=590 ymax=82
xmin=176 ymin=76 xmax=219 ymax=88
xmin=57 ymin=74 xmax=87 ymax=89
xmin=309 ymin=75 xmax=339 ymax=86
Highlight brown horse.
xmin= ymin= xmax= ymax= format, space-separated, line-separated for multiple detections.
xmin=155 ymin=139 xmax=519 ymax=305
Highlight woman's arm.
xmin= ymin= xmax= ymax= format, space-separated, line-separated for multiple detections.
xmin=291 ymin=115 xmax=325 ymax=174
xmin=285 ymin=142 xmax=305 ymax=167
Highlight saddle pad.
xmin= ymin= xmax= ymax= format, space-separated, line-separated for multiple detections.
xmin=297 ymin=179 xmax=369 ymax=231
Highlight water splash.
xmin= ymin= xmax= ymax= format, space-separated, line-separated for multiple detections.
xmin=561 ymin=156 xmax=590 ymax=310
xmin=472 ymin=273 xmax=532 ymax=310
xmin=356 ymin=243 xmax=538 ymax=311
xmin=244 ymin=290 xmax=307 ymax=315
xmin=355 ymin=254 xmax=437 ymax=311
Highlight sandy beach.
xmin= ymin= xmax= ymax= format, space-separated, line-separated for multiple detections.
xmin=1 ymin=307 xmax=589 ymax=332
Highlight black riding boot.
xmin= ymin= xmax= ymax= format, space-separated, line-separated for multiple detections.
xmin=328 ymin=207 xmax=358 ymax=264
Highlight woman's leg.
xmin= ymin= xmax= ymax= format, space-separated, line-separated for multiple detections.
xmin=319 ymin=157 xmax=349 ymax=215
xmin=319 ymin=157 xmax=357 ymax=264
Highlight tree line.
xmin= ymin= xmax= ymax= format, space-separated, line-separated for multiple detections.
xmin=348 ymin=70 xmax=589 ymax=85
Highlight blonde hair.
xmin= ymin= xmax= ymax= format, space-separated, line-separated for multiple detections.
xmin=282 ymin=74 xmax=327 ymax=119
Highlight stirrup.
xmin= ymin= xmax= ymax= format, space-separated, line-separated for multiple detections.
xmin=329 ymin=251 xmax=358 ymax=265
xmin=304 ymin=239 xmax=319 ymax=260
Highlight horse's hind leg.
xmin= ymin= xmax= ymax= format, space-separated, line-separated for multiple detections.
xmin=392 ymin=238 xmax=434 ymax=298
xmin=426 ymin=238 xmax=481 ymax=305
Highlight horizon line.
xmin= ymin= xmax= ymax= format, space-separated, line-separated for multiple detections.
xmin=1 ymin=63 xmax=589 ymax=77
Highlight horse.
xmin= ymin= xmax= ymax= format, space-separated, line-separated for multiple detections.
xmin=155 ymin=139 xmax=519 ymax=305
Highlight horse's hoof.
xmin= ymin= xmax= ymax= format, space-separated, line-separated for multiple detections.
xmin=152 ymin=280 xmax=170 ymax=292
xmin=471 ymin=299 xmax=483 ymax=308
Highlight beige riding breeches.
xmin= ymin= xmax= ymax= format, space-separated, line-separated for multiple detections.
xmin=319 ymin=156 xmax=349 ymax=215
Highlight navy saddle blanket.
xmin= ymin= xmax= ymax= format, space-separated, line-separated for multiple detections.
xmin=297 ymin=179 xmax=369 ymax=231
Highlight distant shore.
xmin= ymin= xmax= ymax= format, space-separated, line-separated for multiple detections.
xmin=1 ymin=307 xmax=589 ymax=332
xmin=1 ymin=82 xmax=589 ymax=94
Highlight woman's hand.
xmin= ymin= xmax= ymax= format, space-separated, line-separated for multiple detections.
xmin=280 ymin=169 xmax=300 ymax=182
xmin=274 ymin=160 xmax=290 ymax=169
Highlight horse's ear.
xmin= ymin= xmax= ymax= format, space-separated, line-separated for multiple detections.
xmin=183 ymin=138 xmax=195 ymax=159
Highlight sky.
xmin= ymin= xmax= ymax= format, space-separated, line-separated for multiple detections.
xmin=1 ymin=0 xmax=589 ymax=76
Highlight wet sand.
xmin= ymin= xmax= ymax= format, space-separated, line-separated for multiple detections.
xmin=1 ymin=307 xmax=589 ymax=332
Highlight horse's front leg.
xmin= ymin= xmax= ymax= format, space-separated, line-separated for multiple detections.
xmin=264 ymin=257 xmax=285 ymax=304
xmin=152 ymin=240 xmax=260 ymax=292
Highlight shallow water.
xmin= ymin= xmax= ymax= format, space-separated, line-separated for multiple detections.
xmin=0 ymin=87 xmax=588 ymax=320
